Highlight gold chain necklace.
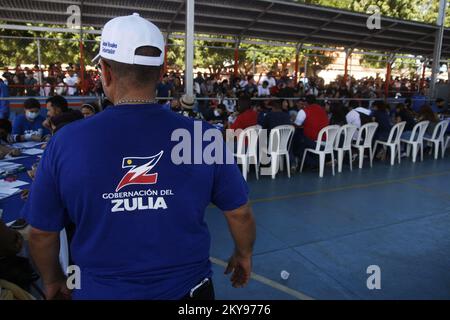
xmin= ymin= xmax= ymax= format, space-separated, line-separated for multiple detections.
xmin=115 ymin=98 xmax=157 ymax=106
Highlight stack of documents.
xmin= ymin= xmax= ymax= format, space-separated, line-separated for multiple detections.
xmin=12 ymin=141 xmax=45 ymax=149
xmin=22 ymin=148 xmax=44 ymax=156
xmin=0 ymin=186 xmax=21 ymax=200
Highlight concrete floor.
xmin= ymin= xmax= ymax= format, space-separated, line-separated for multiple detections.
xmin=208 ymin=150 xmax=450 ymax=300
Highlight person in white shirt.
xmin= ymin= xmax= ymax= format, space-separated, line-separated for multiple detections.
xmin=345 ymin=101 xmax=372 ymax=129
xmin=64 ymin=71 xmax=78 ymax=96
xmin=258 ymin=81 xmax=271 ymax=97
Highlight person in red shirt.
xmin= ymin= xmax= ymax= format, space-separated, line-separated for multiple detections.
xmin=229 ymin=96 xmax=258 ymax=131
xmin=292 ymin=95 xmax=329 ymax=169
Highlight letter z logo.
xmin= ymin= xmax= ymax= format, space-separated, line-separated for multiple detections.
xmin=116 ymin=151 xmax=163 ymax=192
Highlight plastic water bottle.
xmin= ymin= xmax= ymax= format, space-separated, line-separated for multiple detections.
xmin=280 ymin=270 xmax=290 ymax=280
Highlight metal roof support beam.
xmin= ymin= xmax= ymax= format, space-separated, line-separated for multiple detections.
xmin=185 ymin=0 xmax=195 ymax=98
xmin=430 ymin=0 xmax=447 ymax=99
xmin=299 ymin=13 xmax=342 ymax=43
xmin=167 ymin=1 xmax=185 ymax=34
xmin=239 ymin=2 xmax=274 ymax=38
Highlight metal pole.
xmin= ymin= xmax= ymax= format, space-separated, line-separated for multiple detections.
xmin=420 ymin=60 xmax=427 ymax=93
xmin=430 ymin=0 xmax=447 ymax=99
xmin=36 ymin=38 xmax=43 ymax=87
xmin=252 ymin=50 xmax=256 ymax=75
xmin=234 ymin=39 xmax=240 ymax=77
xmin=385 ymin=59 xmax=392 ymax=100
xmin=294 ymin=44 xmax=301 ymax=85
xmin=343 ymin=50 xmax=349 ymax=86
xmin=304 ymin=56 xmax=308 ymax=79
xmin=79 ymin=1 xmax=85 ymax=96
xmin=79 ymin=40 xmax=85 ymax=95
xmin=185 ymin=0 xmax=194 ymax=97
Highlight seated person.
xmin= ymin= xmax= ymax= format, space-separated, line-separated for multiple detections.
xmin=205 ymin=104 xmax=228 ymax=126
xmin=395 ymin=103 xmax=416 ymax=132
xmin=43 ymin=95 xmax=70 ymax=130
xmin=0 ymin=119 xmax=21 ymax=159
xmin=372 ymin=101 xmax=392 ymax=142
xmin=433 ymin=98 xmax=448 ymax=114
xmin=49 ymin=109 xmax=84 ymax=135
xmin=229 ymin=96 xmax=258 ymax=131
xmin=262 ymin=100 xmax=291 ymax=132
xmin=418 ymin=105 xmax=440 ymax=138
xmin=12 ymin=98 xmax=49 ymax=143
xmin=0 ymin=219 xmax=23 ymax=258
xmin=80 ymin=102 xmax=99 ymax=118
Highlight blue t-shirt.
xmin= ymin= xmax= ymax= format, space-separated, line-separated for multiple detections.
xmin=22 ymin=104 xmax=248 ymax=300
xmin=12 ymin=114 xmax=49 ymax=138
xmin=156 ymin=82 xmax=173 ymax=98
xmin=0 ymin=81 xmax=9 ymax=120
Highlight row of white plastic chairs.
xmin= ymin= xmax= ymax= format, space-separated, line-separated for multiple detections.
xmin=233 ymin=119 xmax=450 ymax=179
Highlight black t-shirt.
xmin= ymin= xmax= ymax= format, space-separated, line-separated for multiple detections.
xmin=262 ymin=111 xmax=291 ymax=131
xmin=397 ymin=109 xmax=416 ymax=131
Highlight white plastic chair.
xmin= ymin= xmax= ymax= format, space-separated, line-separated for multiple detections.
xmin=300 ymin=125 xmax=340 ymax=178
xmin=266 ymin=125 xmax=295 ymax=179
xmin=400 ymin=121 xmax=429 ymax=163
xmin=372 ymin=122 xmax=406 ymax=166
xmin=234 ymin=126 xmax=260 ymax=181
xmin=351 ymin=122 xmax=379 ymax=169
xmin=334 ymin=124 xmax=358 ymax=173
xmin=423 ymin=120 xmax=449 ymax=159
xmin=445 ymin=135 xmax=449 ymax=152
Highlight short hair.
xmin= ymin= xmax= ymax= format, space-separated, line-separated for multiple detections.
xmin=50 ymin=110 xmax=83 ymax=133
xmin=105 ymin=46 xmax=162 ymax=88
xmin=237 ymin=96 xmax=252 ymax=113
xmin=305 ymin=95 xmax=316 ymax=105
xmin=372 ymin=100 xmax=385 ymax=110
xmin=81 ymin=101 xmax=99 ymax=114
xmin=46 ymin=95 xmax=68 ymax=112
xmin=436 ymin=98 xmax=444 ymax=103
xmin=270 ymin=100 xmax=282 ymax=110
xmin=24 ymin=98 xmax=41 ymax=110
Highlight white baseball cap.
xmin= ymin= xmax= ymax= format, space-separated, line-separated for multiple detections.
xmin=93 ymin=13 xmax=165 ymax=66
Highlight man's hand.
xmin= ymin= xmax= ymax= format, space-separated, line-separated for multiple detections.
xmin=9 ymin=148 xmax=22 ymax=157
xmin=31 ymin=135 xmax=42 ymax=142
xmin=225 ymin=252 xmax=252 ymax=288
xmin=45 ymin=279 xmax=72 ymax=300
xmin=223 ymin=203 xmax=256 ymax=289
xmin=21 ymin=189 xmax=29 ymax=200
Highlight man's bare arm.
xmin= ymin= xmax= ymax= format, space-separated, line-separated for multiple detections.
xmin=223 ymin=202 xmax=256 ymax=288
xmin=28 ymin=227 xmax=68 ymax=298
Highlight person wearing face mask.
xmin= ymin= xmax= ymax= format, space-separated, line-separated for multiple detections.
xmin=12 ymin=98 xmax=49 ymax=143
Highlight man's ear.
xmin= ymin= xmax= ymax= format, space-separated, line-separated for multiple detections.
xmin=101 ymin=60 xmax=113 ymax=88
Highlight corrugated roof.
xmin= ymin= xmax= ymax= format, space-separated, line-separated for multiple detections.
xmin=0 ymin=0 xmax=449 ymax=58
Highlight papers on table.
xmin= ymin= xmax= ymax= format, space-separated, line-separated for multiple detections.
xmin=21 ymin=148 xmax=44 ymax=156
xmin=0 ymin=186 xmax=20 ymax=200
xmin=0 ymin=162 xmax=24 ymax=177
xmin=4 ymin=155 xmax=31 ymax=161
xmin=12 ymin=142 xmax=45 ymax=149
xmin=0 ymin=179 xmax=29 ymax=189
xmin=0 ymin=162 xmax=22 ymax=170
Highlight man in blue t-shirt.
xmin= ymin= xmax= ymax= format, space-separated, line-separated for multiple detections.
xmin=156 ymin=73 xmax=173 ymax=104
xmin=0 ymin=78 xmax=10 ymax=120
xmin=12 ymin=98 xmax=49 ymax=142
xmin=24 ymin=14 xmax=255 ymax=301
